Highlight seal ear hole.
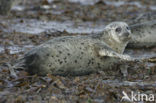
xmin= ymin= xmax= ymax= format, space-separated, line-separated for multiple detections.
xmin=115 ymin=27 xmax=122 ymax=33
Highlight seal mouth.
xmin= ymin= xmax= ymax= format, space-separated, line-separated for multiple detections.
xmin=120 ymin=32 xmax=131 ymax=42
xmin=123 ymin=32 xmax=131 ymax=38
xmin=124 ymin=32 xmax=130 ymax=37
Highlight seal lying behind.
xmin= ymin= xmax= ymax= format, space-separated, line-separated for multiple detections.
xmin=128 ymin=12 xmax=156 ymax=25
xmin=20 ymin=22 xmax=132 ymax=76
xmin=129 ymin=20 xmax=156 ymax=48
xmin=128 ymin=12 xmax=156 ymax=48
xmin=0 ymin=0 xmax=13 ymax=15
xmin=0 ymin=0 xmax=22 ymax=15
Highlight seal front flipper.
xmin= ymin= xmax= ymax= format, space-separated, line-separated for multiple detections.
xmin=99 ymin=49 xmax=136 ymax=61
xmin=94 ymin=43 xmax=135 ymax=61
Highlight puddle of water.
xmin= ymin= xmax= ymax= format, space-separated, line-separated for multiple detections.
xmin=11 ymin=5 xmax=25 ymax=11
xmin=105 ymin=1 xmax=142 ymax=8
xmin=150 ymin=6 xmax=156 ymax=10
xmin=8 ymin=46 xmax=23 ymax=54
xmin=0 ymin=46 xmax=4 ymax=53
xmin=129 ymin=1 xmax=142 ymax=8
xmin=47 ymin=0 xmax=54 ymax=3
xmin=69 ymin=0 xmax=156 ymax=11
xmin=0 ymin=45 xmax=34 ymax=54
xmin=50 ymin=10 xmax=64 ymax=15
xmin=68 ymin=0 xmax=100 ymax=5
xmin=9 ymin=19 xmax=105 ymax=35
xmin=41 ymin=5 xmax=51 ymax=10
xmin=105 ymin=1 xmax=125 ymax=7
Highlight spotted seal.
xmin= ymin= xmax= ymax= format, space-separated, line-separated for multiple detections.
xmin=0 ymin=0 xmax=13 ymax=15
xmin=0 ymin=0 xmax=21 ymax=15
xmin=128 ymin=12 xmax=156 ymax=48
xmin=21 ymin=22 xmax=132 ymax=76
xmin=128 ymin=12 xmax=156 ymax=25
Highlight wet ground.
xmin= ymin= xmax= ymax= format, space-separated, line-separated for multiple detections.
xmin=0 ymin=0 xmax=156 ymax=102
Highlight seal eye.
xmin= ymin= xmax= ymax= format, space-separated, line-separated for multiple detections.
xmin=115 ymin=27 xmax=121 ymax=33
xmin=126 ymin=26 xmax=130 ymax=30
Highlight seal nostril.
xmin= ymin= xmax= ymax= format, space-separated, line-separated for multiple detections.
xmin=124 ymin=32 xmax=130 ymax=37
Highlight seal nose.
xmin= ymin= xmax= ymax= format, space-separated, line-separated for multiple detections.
xmin=124 ymin=32 xmax=130 ymax=37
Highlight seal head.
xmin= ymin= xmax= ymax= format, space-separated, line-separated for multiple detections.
xmin=101 ymin=22 xmax=131 ymax=54
xmin=105 ymin=22 xmax=131 ymax=43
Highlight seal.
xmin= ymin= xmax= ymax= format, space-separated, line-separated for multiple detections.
xmin=0 ymin=0 xmax=13 ymax=15
xmin=129 ymin=21 xmax=156 ymax=48
xmin=128 ymin=12 xmax=156 ymax=48
xmin=21 ymin=22 xmax=132 ymax=76
xmin=128 ymin=12 xmax=156 ymax=25
xmin=0 ymin=0 xmax=22 ymax=15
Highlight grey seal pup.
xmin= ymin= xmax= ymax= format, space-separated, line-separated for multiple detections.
xmin=21 ymin=22 xmax=132 ymax=76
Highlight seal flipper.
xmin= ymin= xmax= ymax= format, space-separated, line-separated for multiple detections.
xmin=94 ymin=43 xmax=135 ymax=61
xmin=98 ymin=49 xmax=135 ymax=61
